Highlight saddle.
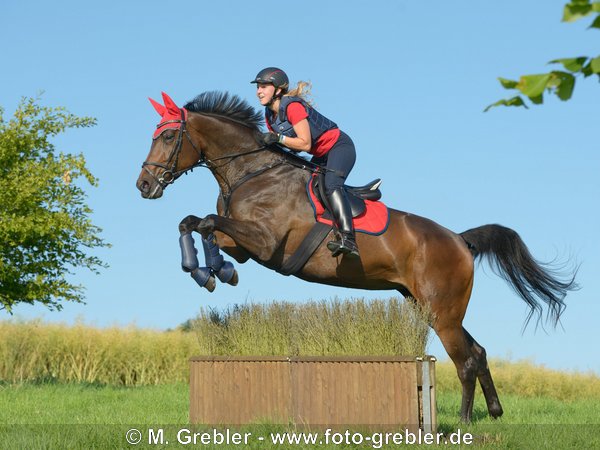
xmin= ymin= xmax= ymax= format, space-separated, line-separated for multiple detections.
xmin=280 ymin=173 xmax=388 ymax=276
xmin=311 ymin=173 xmax=383 ymax=219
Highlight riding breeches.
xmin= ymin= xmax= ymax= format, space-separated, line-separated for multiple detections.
xmin=311 ymin=131 xmax=356 ymax=195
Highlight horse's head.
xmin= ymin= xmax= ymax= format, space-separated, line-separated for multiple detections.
xmin=136 ymin=92 xmax=204 ymax=199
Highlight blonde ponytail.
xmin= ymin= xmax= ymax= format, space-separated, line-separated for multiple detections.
xmin=284 ymin=81 xmax=314 ymax=106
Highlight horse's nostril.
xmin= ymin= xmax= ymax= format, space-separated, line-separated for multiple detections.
xmin=138 ymin=180 xmax=150 ymax=193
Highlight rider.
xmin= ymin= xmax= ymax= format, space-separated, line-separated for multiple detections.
xmin=251 ymin=67 xmax=359 ymax=258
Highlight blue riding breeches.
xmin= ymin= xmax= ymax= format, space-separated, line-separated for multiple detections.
xmin=311 ymin=131 xmax=356 ymax=195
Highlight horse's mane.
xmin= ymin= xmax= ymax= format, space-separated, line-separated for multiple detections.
xmin=185 ymin=91 xmax=318 ymax=171
xmin=184 ymin=91 xmax=264 ymax=131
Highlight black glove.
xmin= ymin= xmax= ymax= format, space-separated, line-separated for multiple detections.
xmin=260 ymin=132 xmax=281 ymax=146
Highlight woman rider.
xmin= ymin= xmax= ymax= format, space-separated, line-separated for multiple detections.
xmin=251 ymin=67 xmax=359 ymax=258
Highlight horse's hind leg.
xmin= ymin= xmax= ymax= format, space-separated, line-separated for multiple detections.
xmin=435 ymin=324 xmax=504 ymax=422
xmin=463 ymin=327 xmax=503 ymax=418
xmin=434 ymin=325 xmax=478 ymax=422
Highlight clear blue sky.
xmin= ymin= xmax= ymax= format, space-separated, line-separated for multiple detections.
xmin=2 ymin=1 xmax=599 ymax=374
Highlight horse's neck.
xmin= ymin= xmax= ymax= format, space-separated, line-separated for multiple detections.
xmin=196 ymin=114 xmax=288 ymax=193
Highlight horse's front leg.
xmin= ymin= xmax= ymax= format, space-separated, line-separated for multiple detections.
xmin=212 ymin=231 xmax=251 ymax=264
xmin=179 ymin=216 xmax=241 ymax=291
xmin=183 ymin=214 xmax=278 ymax=262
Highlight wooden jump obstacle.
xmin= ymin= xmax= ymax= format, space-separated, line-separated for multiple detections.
xmin=190 ymin=356 xmax=437 ymax=431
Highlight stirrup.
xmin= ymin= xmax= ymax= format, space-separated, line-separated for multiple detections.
xmin=327 ymin=234 xmax=360 ymax=258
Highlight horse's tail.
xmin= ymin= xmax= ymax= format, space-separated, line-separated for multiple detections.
xmin=460 ymin=224 xmax=578 ymax=329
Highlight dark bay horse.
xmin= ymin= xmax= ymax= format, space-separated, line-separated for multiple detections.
xmin=136 ymin=91 xmax=577 ymax=422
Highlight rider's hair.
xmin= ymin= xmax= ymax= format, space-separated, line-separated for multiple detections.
xmin=283 ymin=81 xmax=314 ymax=106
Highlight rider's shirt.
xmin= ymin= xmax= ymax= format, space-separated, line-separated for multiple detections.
xmin=266 ymin=97 xmax=340 ymax=158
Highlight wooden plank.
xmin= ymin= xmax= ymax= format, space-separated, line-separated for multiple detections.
xmin=191 ymin=355 xmax=421 ymax=363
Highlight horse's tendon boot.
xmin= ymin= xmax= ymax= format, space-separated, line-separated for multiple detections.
xmin=202 ymin=233 xmax=236 ymax=284
xmin=190 ymin=267 xmax=215 ymax=292
xmin=179 ymin=233 xmax=199 ymax=272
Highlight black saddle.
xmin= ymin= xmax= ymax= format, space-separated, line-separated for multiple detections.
xmin=312 ymin=174 xmax=382 ymax=218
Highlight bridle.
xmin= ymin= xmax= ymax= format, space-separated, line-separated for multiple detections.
xmin=141 ymin=109 xmax=206 ymax=189
xmin=141 ymin=108 xmax=327 ymax=212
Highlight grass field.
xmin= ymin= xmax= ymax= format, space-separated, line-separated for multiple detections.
xmin=1 ymin=302 xmax=599 ymax=449
xmin=1 ymin=373 xmax=599 ymax=449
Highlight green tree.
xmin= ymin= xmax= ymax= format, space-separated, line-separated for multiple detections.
xmin=486 ymin=0 xmax=600 ymax=111
xmin=0 ymin=96 xmax=109 ymax=313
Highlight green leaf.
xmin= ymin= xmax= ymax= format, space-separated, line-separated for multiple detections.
xmin=551 ymin=71 xmax=576 ymax=100
xmin=590 ymin=56 xmax=600 ymax=73
xmin=563 ymin=3 xmax=594 ymax=21
xmin=484 ymin=96 xmax=528 ymax=112
xmin=549 ymin=57 xmax=588 ymax=72
xmin=590 ymin=14 xmax=600 ymax=28
xmin=592 ymin=2 xmax=600 ymax=12
xmin=498 ymin=77 xmax=519 ymax=89
xmin=516 ymin=73 xmax=552 ymax=98
xmin=529 ymin=94 xmax=544 ymax=105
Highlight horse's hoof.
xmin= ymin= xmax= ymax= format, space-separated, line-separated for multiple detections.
xmin=228 ymin=270 xmax=239 ymax=286
xmin=489 ymin=403 xmax=504 ymax=419
xmin=204 ymin=276 xmax=216 ymax=293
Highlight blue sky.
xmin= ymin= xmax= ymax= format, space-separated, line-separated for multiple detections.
xmin=2 ymin=1 xmax=599 ymax=374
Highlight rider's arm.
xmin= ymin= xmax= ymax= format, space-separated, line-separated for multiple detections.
xmin=283 ymin=118 xmax=311 ymax=152
xmin=280 ymin=102 xmax=311 ymax=152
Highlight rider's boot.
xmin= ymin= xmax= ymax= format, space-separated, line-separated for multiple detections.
xmin=326 ymin=189 xmax=360 ymax=258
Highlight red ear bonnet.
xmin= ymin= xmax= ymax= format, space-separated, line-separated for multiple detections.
xmin=149 ymin=97 xmax=166 ymax=116
xmin=148 ymin=92 xmax=188 ymax=138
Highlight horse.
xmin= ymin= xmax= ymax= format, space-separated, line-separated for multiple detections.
xmin=136 ymin=91 xmax=577 ymax=423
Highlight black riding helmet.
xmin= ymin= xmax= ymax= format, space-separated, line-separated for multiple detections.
xmin=250 ymin=67 xmax=289 ymax=90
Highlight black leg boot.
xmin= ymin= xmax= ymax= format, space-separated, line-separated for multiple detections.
xmin=326 ymin=189 xmax=360 ymax=258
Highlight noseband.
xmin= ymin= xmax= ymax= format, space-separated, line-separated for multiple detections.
xmin=142 ymin=109 xmax=205 ymax=189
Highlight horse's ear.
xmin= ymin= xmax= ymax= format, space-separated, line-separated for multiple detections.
xmin=161 ymin=92 xmax=180 ymax=114
xmin=149 ymin=97 xmax=166 ymax=116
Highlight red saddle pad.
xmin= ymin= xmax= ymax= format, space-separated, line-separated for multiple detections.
xmin=307 ymin=175 xmax=390 ymax=235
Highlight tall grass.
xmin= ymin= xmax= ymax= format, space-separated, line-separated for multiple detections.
xmin=0 ymin=320 xmax=196 ymax=385
xmin=2 ymin=297 xmax=599 ymax=403
xmin=436 ymin=358 xmax=600 ymax=401
xmin=0 ymin=297 xmax=431 ymax=385
xmin=192 ymin=297 xmax=432 ymax=356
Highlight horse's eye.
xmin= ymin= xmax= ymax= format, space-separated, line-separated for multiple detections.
xmin=163 ymin=132 xmax=175 ymax=142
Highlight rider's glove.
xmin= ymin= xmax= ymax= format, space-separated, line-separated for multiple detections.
xmin=260 ymin=132 xmax=285 ymax=146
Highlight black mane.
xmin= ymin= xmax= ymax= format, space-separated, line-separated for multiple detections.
xmin=184 ymin=91 xmax=264 ymax=130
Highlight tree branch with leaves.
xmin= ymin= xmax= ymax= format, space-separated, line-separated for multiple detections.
xmin=486 ymin=0 xmax=600 ymax=111
xmin=0 ymin=96 xmax=109 ymax=313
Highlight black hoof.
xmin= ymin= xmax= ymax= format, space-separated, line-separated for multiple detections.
xmin=489 ymin=404 xmax=504 ymax=419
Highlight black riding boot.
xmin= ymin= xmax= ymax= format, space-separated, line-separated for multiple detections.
xmin=326 ymin=189 xmax=360 ymax=258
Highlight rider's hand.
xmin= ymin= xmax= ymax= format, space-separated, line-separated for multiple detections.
xmin=260 ymin=132 xmax=282 ymax=146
